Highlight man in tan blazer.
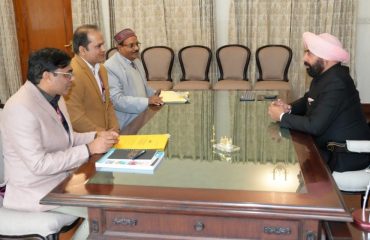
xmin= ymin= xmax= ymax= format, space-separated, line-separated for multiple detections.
xmin=0 ymin=48 xmax=118 ymax=239
xmin=65 ymin=24 xmax=120 ymax=133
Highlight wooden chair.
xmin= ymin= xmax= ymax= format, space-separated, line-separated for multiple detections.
xmin=213 ymin=44 xmax=252 ymax=90
xmin=254 ymin=44 xmax=292 ymax=99
xmin=106 ymin=47 xmax=118 ymax=60
xmin=173 ymin=45 xmax=212 ymax=90
xmin=0 ymin=108 xmax=80 ymax=239
xmin=141 ymin=46 xmax=174 ymax=91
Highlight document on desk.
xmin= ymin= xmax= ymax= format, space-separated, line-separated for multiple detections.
xmin=159 ymin=91 xmax=189 ymax=103
xmin=114 ymin=134 xmax=170 ymax=151
xmin=96 ymin=149 xmax=165 ymax=174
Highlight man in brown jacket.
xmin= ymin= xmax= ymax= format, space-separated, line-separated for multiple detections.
xmin=65 ymin=24 xmax=119 ymax=133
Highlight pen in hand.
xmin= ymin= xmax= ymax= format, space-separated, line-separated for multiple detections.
xmin=131 ymin=150 xmax=146 ymax=160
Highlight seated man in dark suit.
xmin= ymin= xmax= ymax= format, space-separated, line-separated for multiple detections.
xmin=268 ymin=32 xmax=370 ymax=172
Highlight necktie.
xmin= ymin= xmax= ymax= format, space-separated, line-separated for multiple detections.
xmin=94 ymin=69 xmax=106 ymax=102
xmin=55 ymin=106 xmax=69 ymax=133
xmin=131 ymin=61 xmax=136 ymax=69
xmin=50 ymin=97 xmax=69 ymax=133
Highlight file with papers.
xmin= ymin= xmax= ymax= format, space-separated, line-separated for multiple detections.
xmin=159 ymin=91 xmax=189 ymax=103
xmin=114 ymin=134 xmax=170 ymax=151
xmin=96 ymin=149 xmax=164 ymax=174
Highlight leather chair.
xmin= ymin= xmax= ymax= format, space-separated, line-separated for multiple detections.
xmin=213 ymin=44 xmax=252 ymax=90
xmin=141 ymin=46 xmax=174 ymax=91
xmin=254 ymin=44 xmax=292 ymax=100
xmin=0 ymin=109 xmax=80 ymax=240
xmin=106 ymin=47 xmax=118 ymax=59
xmin=173 ymin=45 xmax=212 ymax=90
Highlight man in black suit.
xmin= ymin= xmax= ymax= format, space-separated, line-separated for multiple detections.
xmin=268 ymin=32 xmax=370 ymax=172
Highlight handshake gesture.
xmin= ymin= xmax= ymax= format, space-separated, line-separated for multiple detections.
xmin=268 ymin=99 xmax=291 ymax=122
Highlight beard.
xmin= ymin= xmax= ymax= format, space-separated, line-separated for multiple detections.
xmin=304 ymin=59 xmax=324 ymax=77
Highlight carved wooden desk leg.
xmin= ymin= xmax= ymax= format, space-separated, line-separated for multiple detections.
xmin=302 ymin=220 xmax=319 ymax=240
xmin=88 ymin=208 xmax=104 ymax=239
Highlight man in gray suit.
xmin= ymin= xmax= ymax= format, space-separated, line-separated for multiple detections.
xmin=0 ymin=48 xmax=118 ymax=239
xmin=105 ymin=28 xmax=163 ymax=129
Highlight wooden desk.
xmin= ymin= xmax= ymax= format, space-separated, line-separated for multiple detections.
xmin=41 ymin=91 xmax=352 ymax=239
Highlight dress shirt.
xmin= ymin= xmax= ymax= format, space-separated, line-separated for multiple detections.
xmin=81 ymin=57 xmax=105 ymax=101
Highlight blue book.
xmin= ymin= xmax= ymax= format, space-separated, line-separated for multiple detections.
xmin=95 ymin=149 xmax=164 ymax=174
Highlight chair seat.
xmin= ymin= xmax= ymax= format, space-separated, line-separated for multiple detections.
xmin=0 ymin=206 xmax=78 ymax=237
xmin=332 ymin=169 xmax=370 ymax=192
xmin=148 ymin=80 xmax=173 ymax=91
xmin=213 ymin=79 xmax=252 ymax=90
xmin=0 ymin=205 xmax=78 ymax=237
xmin=254 ymin=80 xmax=291 ymax=90
xmin=173 ymin=80 xmax=211 ymax=90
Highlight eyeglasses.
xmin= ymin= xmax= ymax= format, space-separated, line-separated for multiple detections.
xmin=122 ymin=42 xmax=141 ymax=49
xmin=53 ymin=71 xmax=73 ymax=80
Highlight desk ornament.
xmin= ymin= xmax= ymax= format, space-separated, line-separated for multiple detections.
xmin=210 ymin=125 xmax=216 ymax=143
xmin=213 ymin=136 xmax=240 ymax=153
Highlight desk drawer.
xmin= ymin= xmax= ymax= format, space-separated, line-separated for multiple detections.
xmin=104 ymin=210 xmax=299 ymax=239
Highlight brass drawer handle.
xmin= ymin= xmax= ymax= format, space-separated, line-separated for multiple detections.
xmin=263 ymin=226 xmax=291 ymax=235
xmin=194 ymin=221 xmax=205 ymax=231
xmin=112 ymin=217 xmax=138 ymax=226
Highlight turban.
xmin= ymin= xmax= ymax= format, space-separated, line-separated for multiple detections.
xmin=114 ymin=28 xmax=136 ymax=45
xmin=303 ymin=32 xmax=350 ymax=63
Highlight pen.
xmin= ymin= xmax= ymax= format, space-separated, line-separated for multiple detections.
xmin=150 ymin=157 xmax=159 ymax=166
xmin=131 ymin=150 xmax=146 ymax=160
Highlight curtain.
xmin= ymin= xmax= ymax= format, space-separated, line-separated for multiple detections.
xmin=0 ymin=0 xmax=22 ymax=102
xmin=229 ymin=0 xmax=357 ymax=100
xmin=71 ymin=0 xmax=104 ymax=31
xmin=111 ymin=0 xmax=216 ymax=85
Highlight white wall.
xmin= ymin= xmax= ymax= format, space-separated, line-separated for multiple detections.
xmin=356 ymin=0 xmax=370 ymax=103
xmin=102 ymin=0 xmax=370 ymax=102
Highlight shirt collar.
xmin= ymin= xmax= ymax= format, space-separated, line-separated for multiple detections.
xmin=80 ymin=56 xmax=100 ymax=74
xmin=36 ymin=86 xmax=60 ymax=109
xmin=118 ymin=54 xmax=135 ymax=66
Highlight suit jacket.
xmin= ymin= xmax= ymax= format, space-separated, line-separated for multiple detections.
xmin=105 ymin=52 xmax=155 ymax=129
xmin=0 ymin=81 xmax=95 ymax=211
xmin=281 ymin=64 xmax=370 ymax=171
xmin=64 ymin=55 xmax=119 ymax=132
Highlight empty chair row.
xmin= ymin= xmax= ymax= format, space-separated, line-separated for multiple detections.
xmin=106 ymin=44 xmax=293 ymax=92
xmin=214 ymin=44 xmax=292 ymax=92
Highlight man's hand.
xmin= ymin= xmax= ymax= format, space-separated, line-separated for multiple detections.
xmin=149 ymin=95 xmax=164 ymax=106
xmin=268 ymin=99 xmax=291 ymax=122
xmin=87 ymin=130 xmax=119 ymax=155
xmin=274 ymin=99 xmax=291 ymax=112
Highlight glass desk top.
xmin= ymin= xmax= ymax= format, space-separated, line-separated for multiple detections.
xmin=89 ymin=90 xmax=305 ymax=193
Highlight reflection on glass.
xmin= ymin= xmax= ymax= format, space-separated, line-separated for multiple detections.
xmin=89 ymin=90 xmax=305 ymax=193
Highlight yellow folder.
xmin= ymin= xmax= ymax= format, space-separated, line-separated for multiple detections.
xmin=114 ymin=134 xmax=170 ymax=151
